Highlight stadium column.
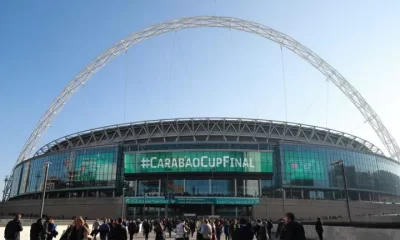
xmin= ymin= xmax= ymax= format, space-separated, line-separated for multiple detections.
xmin=158 ymin=179 xmax=161 ymax=195
xmin=243 ymin=180 xmax=246 ymax=196
xmin=234 ymin=178 xmax=238 ymax=218
xmin=134 ymin=180 xmax=137 ymax=218
xmin=234 ymin=179 xmax=237 ymax=196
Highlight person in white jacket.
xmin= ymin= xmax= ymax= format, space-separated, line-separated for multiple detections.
xmin=175 ymin=219 xmax=187 ymax=240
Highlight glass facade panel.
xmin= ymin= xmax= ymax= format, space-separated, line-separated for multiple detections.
xmin=26 ymin=157 xmax=46 ymax=193
xmin=185 ymin=180 xmax=209 ymax=196
xmin=138 ymin=180 xmax=160 ymax=196
xmin=244 ymin=180 xmax=259 ymax=197
xmin=12 ymin=146 xmax=118 ymax=196
xmin=280 ymin=143 xmax=400 ymax=197
xmin=211 ymin=180 xmax=235 ymax=196
xmin=8 ymin=141 xmax=400 ymax=201
xmin=160 ymin=179 xmax=185 ymax=195
xmin=18 ymin=161 xmax=30 ymax=195
xmin=10 ymin=165 xmax=22 ymax=197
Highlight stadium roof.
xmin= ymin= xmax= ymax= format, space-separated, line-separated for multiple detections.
xmin=32 ymin=118 xmax=384 ymax=158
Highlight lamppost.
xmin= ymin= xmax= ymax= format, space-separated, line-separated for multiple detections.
xmin=274 ymin=188 xmax=285 ymax=215
xmin=165 ymin=168 xmax=172 ymax=218
xmin=331 ymin=160 xmax=352 ymax=223
xmin=143 ymin=186 xmax=147 ymax=219
xmin=122 ymin=187 xmax=127 ymax=220
xmin=40 ymin=162 xmax=50 ymax=218
xmin=287 ymin=173 xmax=293 ymax=199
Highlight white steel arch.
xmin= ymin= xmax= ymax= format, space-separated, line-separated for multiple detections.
xmin=16 ymin=16 xmax=400 ymax=164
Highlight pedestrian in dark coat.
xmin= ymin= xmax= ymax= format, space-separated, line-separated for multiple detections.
xmin=4 ymin=214 xmax=23 ymax=240
xmin=315 ymin=218 xmax=323 ymax=240
xmin=283 ymin=212 xmax=305 ymax=240
xmin=109 ymin=218 xmax=127 ymax=240
xmin=238 ymin=219 xmax=253 ymax=240
xmin=259 ymin=222 xmax=268 ymax=240
xmin=276 ymin=219 xmax=284 ymax=238
xmin=30 ymin=218 xmax=44 ymax=240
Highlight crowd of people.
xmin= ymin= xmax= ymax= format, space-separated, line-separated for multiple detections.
xmin=3 ymin=212 xmax=323 ymax=240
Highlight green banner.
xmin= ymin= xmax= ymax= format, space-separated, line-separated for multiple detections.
xmin=124 ymin=151 xmax=273 ymax=174
xmin=125 ymin=197 xmax=260 ymax=205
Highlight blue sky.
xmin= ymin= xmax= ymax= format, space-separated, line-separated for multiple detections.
xmin=1 ymin=0 xmax=400 ymax=192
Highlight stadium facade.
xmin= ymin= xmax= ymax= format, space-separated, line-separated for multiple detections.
xmin=5 ymin=118 xmax=400 ymax=219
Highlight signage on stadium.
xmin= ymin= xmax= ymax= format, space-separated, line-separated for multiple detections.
xmin=125 ymin=197 xmax=260 ymax=205
xmin=124 ymin=151 xmax=273 ymax=174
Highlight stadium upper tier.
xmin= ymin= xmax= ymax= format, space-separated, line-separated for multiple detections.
xmin=33 ymin=118 xmax=383 ymax=158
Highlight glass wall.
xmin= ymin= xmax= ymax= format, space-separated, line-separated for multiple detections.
xmin=18 ymin=161 xmax=30 ymax=195
xmin=280 ymin=143 xmax=400 ymax=198
xmin=10 ymin=141 xmax=400 ymax=201
xmin=138 ymin=180 xmax=160 ymax=196
xmin=244 ymin=180 xmax=259 ymax=197
xmin=9 ymin=165 xmax=23 ymax=198
xmin=11 ymin=146 xmax=118 ymax=197
xmin=185 ymin=180 xmax=209 ymax=196
xmin=211 ymin=180 xmax=235 ymax=197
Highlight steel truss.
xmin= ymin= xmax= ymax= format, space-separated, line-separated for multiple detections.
xmin=33 ymin=118 xmax=383 ymax=156
xmin=5 ymin=16 xmax=399 ymax=201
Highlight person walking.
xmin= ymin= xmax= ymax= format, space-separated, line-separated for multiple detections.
xmin=30 ymin=218 xmax=44 ymax=240
xmin=154 ymin=221 xmax=164 ymax=240
xmin=176 ymin=219 xmax=187 ymax=240
xmin=276 ymin=219 xmax=284 ymax=239
xmin=92 ymin=219 xmax=100 ymax=240
xmin=109 ymin=218 xmax=127 ymax=240
xmin=196 ymin=219 xmax=204 ymax=240
xmin=315 ymin=217 xmax=323 ymax=240
xmin=211 ymin=220 xmax=216 ymax=240
xmin=202 ymin=219 xmax=212 ymax=240
xmin=267 ymin=219 xmax=273 ymax=239
xmin=41 ymin=218 xmax=50 ymax=240
xmin=98 ymin=219 xmax=110 ymax=240
xmin=215 ymin=220 xmax=222 ymax=240
xmin=258 ymin=221 xmax=268 ymax=240
xmin=5 ymin=214 xmax=23 ymax=240
xmin=283 ymin=212 xmax=305 ymax=240
xmin=69 ymin=217 xmax=86 ymax=240
xmin=128 ymin=220 xmax=137 ymax=240
xmin=142 ymin=219 xmax=150 ymax=240
xmin=238 ymin=219 xmax=252 ymax=240
xmin=253 ymin=220 xmax=262 ymax=240
xmin=167 ymin=219 xmax=173 ymax=238
xmin=223 ymin=220 xmax=230 ymax=240
xmin=190 ymin=219 xmax=196 ymax=238
xmin=46 ymin=218 xmax=58 ymax=240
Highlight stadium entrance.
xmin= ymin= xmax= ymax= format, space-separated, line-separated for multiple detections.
xmin=126 ymin=201 xmax=254 ymax=219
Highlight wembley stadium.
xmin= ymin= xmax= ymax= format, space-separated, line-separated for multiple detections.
xmin=2 ymin=16 xmax=400 ymax=220
xmin=2 ymin=118 xmax=400 ymax=220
